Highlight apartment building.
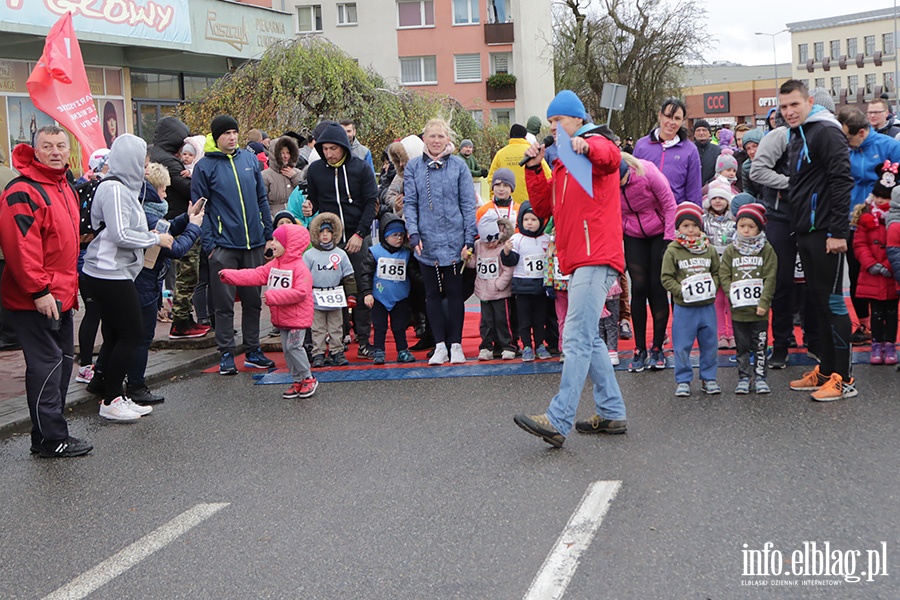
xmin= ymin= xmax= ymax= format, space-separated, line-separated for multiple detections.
xmin=287 ymin=0 xmax=555 ymax=126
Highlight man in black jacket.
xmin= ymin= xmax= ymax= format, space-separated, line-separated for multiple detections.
xmin=301 ymin=121 xmax=379 ymax=358
xmin=692 ymin=119 xmax=721 ymax=185
xmin=780 ymin=79 xmax=856 ymax=401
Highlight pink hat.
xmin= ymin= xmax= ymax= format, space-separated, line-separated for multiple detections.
xmin=273 ymin=225 xmax=289 ymax=247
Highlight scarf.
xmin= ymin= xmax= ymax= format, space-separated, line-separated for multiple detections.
xmin=319 ymin=241 xmax=335 ymax=251
xmin=676 ymin=231 xmax=710 ymax=254
xmin=653 ymin=128 xmax=680 ymax=149
xmin=733 ymin=231 xmax=767 ymax=256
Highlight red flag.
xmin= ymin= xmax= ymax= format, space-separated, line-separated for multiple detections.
xmin=26 ymin=12 xmax=106 ymax=172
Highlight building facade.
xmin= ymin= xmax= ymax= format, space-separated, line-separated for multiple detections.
xmin=681 ymin=64 xmax=791 ymax=129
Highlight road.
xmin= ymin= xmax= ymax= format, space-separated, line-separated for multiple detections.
xmin=1 ymin=363 xmax=899 ymax=599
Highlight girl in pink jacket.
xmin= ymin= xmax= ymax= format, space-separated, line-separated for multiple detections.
xmin=220 ymin=224 xmax=317 ymax=399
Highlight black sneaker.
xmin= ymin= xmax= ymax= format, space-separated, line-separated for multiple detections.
xmin=126 ymin=385 xmax=165 ymax=405
xmin=851 ymin=326 xmax=872 ymax=346
xmin=86 ymin=371 xmax=105 ymax=395
xmin=37 ymin=436 xmax=93 ymax=458
xmin=219 ymin=352 xmax=238 ymax=375
xmin=410 ymin=336 xmax=435 ymax=351
xmin=330 ymin=352 xmax=350 ymax=367
xmin=357 ymin=344 xmax=374 ymax=360
xmin=769 ymin=346 xmax=788 ymax=369
xmin=311 ymin=354 xmax=326 ymax=368
xmin=575 ymin=415 xmax=627 ymax=435
xmin=513 ymin=413 xmax=565 ymax=448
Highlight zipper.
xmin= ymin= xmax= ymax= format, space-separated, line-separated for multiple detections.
xmin=809 ymin=192 xmax=817 ymax=232
xmin=228 ymin=154 xmax=251 ymax=249
xmin=583 ymin=220 xmax=592 ymax=255
xmin=621 ymin=187 xmax=649 ymax=238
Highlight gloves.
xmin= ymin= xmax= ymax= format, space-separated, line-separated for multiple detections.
xmin=544 ymin=286 xmax=556 ymax=299
xmin=868 ymin=263 xmax=890 ymax=277
xmin=480 ymin=168 xmax=488 ymax=178
xmin=409 ymin=233 xmax=421 ymax=249
xmin=346 ymin=295 xmax=357 ymax=308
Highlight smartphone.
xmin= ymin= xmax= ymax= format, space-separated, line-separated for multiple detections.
xmin=155 ymin=219 xmax=170 ymax=235
xmin=50 ymin=299 xmax=62 ymax=331
xmin=195 ymin=197 xmax=207 ymax=213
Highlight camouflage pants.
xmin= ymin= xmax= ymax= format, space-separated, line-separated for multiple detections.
xmin=172 ymin=239 xmax=200 ymax=324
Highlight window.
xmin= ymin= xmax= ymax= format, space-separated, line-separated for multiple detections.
xmin=866 ymin=73 xmax=876 ymax=94
xmin=830 ymin=40 xmax=840 ymax=59
xmin=798 ymin=43 xmax=808 ymax=63
xmin=885 ymin=72 xmax=895 ymax=93
xmin=487 ymin=0 xmax=510 ymax=23
xmin=831 ymin=76 xmax=841 ymax=96
xmin=490 ymin=52 xmax=512 ymax=75
xmin=885 ymin=33 xmax=895 ymax=55
xmin=400 ymin=56 xmax=437 ymax=84
xmin=337 ymin=3 xmax=357 ymax=25
xmin=398 ymin=1 xmax=434 ymax=28
xmin=491 ymin=108 xmax=514 ymax=126
xmin=453 ymin=0 xmax=479 ymax=25
xmin=848 ymin=75 xmax=859 ymax=94
xmin=297 ymin=5 xmax=322 ymax=33
xmin=454 ymin=54 xmax=482 ymax=82
xmin=814 ymin=42 xmax=824 ymax=61
xmin=847 ymin=37 xmax=858 ymax=57
xmin=815 ymin=78 xmax=825 ymax=89
xmin=469 ymin=109 xmax=484 ymax=127
xmin=865 ymin=35 xmax=875 ymax=56
xmin=799 ymin=79 xmax=809 ymax=89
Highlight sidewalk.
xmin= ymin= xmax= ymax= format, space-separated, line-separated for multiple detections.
xmin=0 ymin=301 xmax=276 ymax=433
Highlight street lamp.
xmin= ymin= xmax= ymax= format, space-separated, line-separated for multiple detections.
xmin=755 ymin=29 xmax=789 ymax=94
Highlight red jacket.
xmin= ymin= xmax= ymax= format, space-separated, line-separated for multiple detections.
xmin=853 ymin=209 xmax=897 ymax=301
xmin=525 ymin=127 xmax=624 ymax=275
xmin=0 ymin=144 xmax=79 ymax=312
xmin=219 ymin=224 xmax=314 ymax=330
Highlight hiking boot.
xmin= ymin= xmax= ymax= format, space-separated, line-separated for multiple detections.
xmin=768 ymin=346 xmax=788 ymax=370
xmin=735 ymin=378 xmax=750 ymax=395
xmin=297 ymin=377 xmax=318 ymax=398
xmin=37 ymin=436 xmax=93 ymax=458
xmin=675 ymin=382 xmax=691 ymax=397
xmin=851 ymin=326 xmax=871 ymax=345
xmin=330 ymin=351 xmax=350 ymax=367
xmin=648 ymin=347 xmax=666 ymax=370
xmin=535 ymin=346 xmax=552 ymax=360
xmin=244 ymin=349 xmax=275 ymax=369
xmin=311 ymin=354 xmax=326 ymax=369
xmin=449 ymin=343 xmax=466 ymax=364
xmin=575 ymin=415 xmax=627 ymax=435
xmin=755 ymin=379 xmax=771 ymax=394
xmin=478 ymin=348 xmax=493 ymax=361
xmin=790 ymin=366 xmax=827 ymax=391
xmin=883 ymin=342 xmax=898 ymax=365
xmin=219 ymin=352 xmax=237 ymax=376
xmin=629 ymin=349 xmax=648 ymax=373
xmin=810 ymin=373 xmax=858 ymax=401
xmin=521 ymin=347 xmax=535 ymax=362
xmin=701 ymin=380 xmax=721 ymax=395
xmin=126 ymin=385 xmax=165 ymax=405
xmin=397 ymin=349 xmax=415 ymax=363
xmin=870 ymin=342 xmax=884 ymax=365
xmin=373 ymin=349 xmax=386 ymax=365
xmin=428 ymin=343 xmax=449 ymax=365
xmin=513 ymin=413 xmax=565 ymax=448
xmin=618 ymin=320 xmax=633 ymax=340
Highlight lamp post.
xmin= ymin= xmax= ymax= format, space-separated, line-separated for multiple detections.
xmin=755 ymin=29 xmax=789 ymax=94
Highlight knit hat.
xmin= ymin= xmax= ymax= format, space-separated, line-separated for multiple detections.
xmin=547 ymin=90 xmax=587 ymax=120
xmin=260 ymin=131 xmax=269 ymax=141
xmin=459 ymin=139 xmax=474 ymax=149
xmin=741 ymin=128 xmax=764 ymax=147
xmin=89 ymin=148 xmax=110 ymax=172
xmin=693 ymin=119 xmax=711 ymax=133
xmin=383 ymin=219 xmax=406 ymax=238
xmin=736 ymin=203 xmax=767 ymax=231
xmin=477 ymin=212 xmax=501 ymax=242
xmin=705 ymin=183 xmax=734 ymax=211
xmin=509 ymin=123 xmax=527 ymax=139
xmin=211 ymin=114 xmax=239 ymax=141
xmin=675 ymin=202 xmax=703 ymax=228
xmin=273 ymin=210 xmax=298 ymax=226
xmin=715 ymin=152 xmax=737 ymax=173
xmin=526 ymin=116 xmax=542 ymax=135
xmin=491 ymin=167 xmax=516 ymax=191
xmin=730 ymin=192 xmax=756 ymax=217
xmin=179 ymin=143 xmax=196 ymax=156
xmin=272 ymin=224 xmax=289 ymax=248
xmin=319 ymin=220 xmax=333 ymax=232
xmin=810 ymin=87 xmax=835 ymax=113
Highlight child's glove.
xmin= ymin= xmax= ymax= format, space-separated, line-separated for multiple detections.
xmin=544 ymin=286 xmax=556 ymax=299
xmin=868 ymin=263 xmax=890 ymax=277
xmin=480 ymin=168 xmax=488 ymax=178
xmin=346 ymin=295 xmax=357 ymax=308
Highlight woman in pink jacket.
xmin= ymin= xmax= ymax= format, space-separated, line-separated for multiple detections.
xmin=619 ymin=152 xmax=677 ymax=372
xmin=220 ymin=224 xmax=317 ymax=399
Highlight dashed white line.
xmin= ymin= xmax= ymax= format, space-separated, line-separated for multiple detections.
xmin=523 ymin=481 xmax=622 ymax=600
xmin=43 ymin=502 xmax=230 ymax=600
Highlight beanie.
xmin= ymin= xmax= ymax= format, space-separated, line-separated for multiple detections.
xmin=272 ymin=225 xmax=289 ymax=248
xmin=706 ymin=182 xmax=734 ymax=207
xmin=736 ymin=203 xmax=767 ymax=231
xmin=459 ymin=139 xmax=474 ymax=149
xmin=741 ymin=128 xmax=764 ymax=147
xmin=715 ymin=153 xmax=738 ymax=173
xmin=547 ymin=90 xmax=587 ymax=120
xmin=693 ymin=119 xmax=711 ymax=133
xmin=526 ymin=116 xmax=542 ymax=136
xmin=179 ymin=143 xmax=196 ymax=156
xmin=730 ymin=192 xmax=756 ymax=217
xmin=675 ymin=202 xmax=703 ymax=228
xmin=260 ymin=130 xmax=269 ymax=140
xmin=273 ymin=210 xmax=297 ymax=226
xmin=509 ymin=123 xmax=527 ymax=139
xmin=491 ymin=167 xmax=516 ymax=192
xmin=383 ymin=219 xmax=406 ymax=238
xmin=810 ymin=88 xmax=835 ymax=113
xmin=211 ymin=114 xmax=239 ymax=141
xmin=89 ymin=148 xmax=110 ymax=172
xmin=477 ymin=212 xmax=501 ymax=242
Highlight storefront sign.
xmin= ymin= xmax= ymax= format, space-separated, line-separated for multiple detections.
xmin=758 ymin=97 xmax=778 ymax=107
xmin=704 ymin=92 xmax=730 ymax=114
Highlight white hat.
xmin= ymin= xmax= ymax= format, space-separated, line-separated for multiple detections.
xmin=89 ymin=148 xmax=110 ymax=172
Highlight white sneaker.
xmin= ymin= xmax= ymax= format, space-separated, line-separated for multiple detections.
xmin=429 ymin=343 xmax=449 ymax=365
xmin=478 ymin=348 xmax=493 ymax=361
xmin=501 ymin=350 xmax=516 ymax=360
xmin=608 ymin=350 xmax=620 ymax=366
xmin=450 ymin=343 xmax=466 ymax=364
xmin=75 ymin=365 xmax=94 ymax=384
xmin=122 ymin=396 xmax=152 ymax=416
xmin=99 ymin=397 xmax=142 ymax=422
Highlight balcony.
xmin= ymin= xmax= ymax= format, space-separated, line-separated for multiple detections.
xmin=486 ymin=82 xmax=516 ymax=102
xmin=484 ymin=22 xmax=514 ymax=45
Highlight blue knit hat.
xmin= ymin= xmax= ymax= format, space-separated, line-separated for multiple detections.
xmin=547 ymin=90 xmax=586 ymax=120
xmin=384 ymin=220 xmax=406 ymax=238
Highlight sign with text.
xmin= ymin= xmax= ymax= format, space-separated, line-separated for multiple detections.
xmin=704 ymin=92 xmax=730 ymax=114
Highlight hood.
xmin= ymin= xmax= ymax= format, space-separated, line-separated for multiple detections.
xmin=107 ymin=134 xmax=148 ymax=190
xmin=271 ymin=136 xmax=300 ymax=169
xmin=765 ymin=108 xmax=781 ymax=131
xmin=151 ymin=117 xmax=190 ymax=154
xmin=517 ymin=201 xmax=546 ymax=237
xmin=314 ymin=122 xmax=351 ymax=163
xmin=11 ymin=143 xmax=68 ymax=184
xmin=803 ymin=105 xmax=841 ymax=129
xmin=309 ymin=212 xmax=344 ymax=249
xmin=277 ymin=223 xmax=311 ymax=263
xmin=648 ymin=127 xmax=689 ymax=144
xmin=579 ymin=123 xmax=617 ymax=143
xmin=496 ymin=217 xmax=514 ymax=243
xmin=379 ymin=211 xmax=407 ymax=239
xmin=387 ymin=142 xmax=409 ymax=178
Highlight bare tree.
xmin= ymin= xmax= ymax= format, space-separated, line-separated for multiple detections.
xmin=553 ymin=0 xmax=709 ymax=138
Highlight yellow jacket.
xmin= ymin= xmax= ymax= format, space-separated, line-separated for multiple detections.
xmin=487 ymin=138 xmax=552 ymax=204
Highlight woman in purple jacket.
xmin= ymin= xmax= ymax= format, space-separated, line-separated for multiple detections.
xmin=633 ymin=98 xmax=702 ymax=206
xmin=619 ymin=153 xmax=677 ymax=372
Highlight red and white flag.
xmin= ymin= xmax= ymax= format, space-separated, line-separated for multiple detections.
xmin=26 ymin=12 xmax=106 ymax=171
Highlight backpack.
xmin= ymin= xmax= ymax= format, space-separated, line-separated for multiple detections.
xmin=76 ymin=175 xmax=121 ymax=240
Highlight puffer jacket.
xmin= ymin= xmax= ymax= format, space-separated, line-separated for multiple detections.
xmin=467 ymin=217 xmax=514 ymax=300
xmin=404 ymin=151 xmax=477 ymax=267
xmin=620 ymin=158 xmax=676 ymax=240
xmin=148 ymin=117 xmax=192 ymax=219
xmin=262 ymin=136 xmax=302 ymax=216
xmin=853 ymin=206 xmax=898 ymax=301
xmin=304 ymin=212 xmax=357 ymax=308
xmin=633 ymin=128 xmax=703 ymax=206
xmin=219 ymin=224 xmax=313 ymax=329
xmin=702 ymin=212 xmax=736 ymax=257
xmin=359 ymin=213 xmax=411 ymax=311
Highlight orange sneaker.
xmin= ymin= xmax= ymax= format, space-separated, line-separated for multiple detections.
xmin=789 ymin=365 xmax=827 ymax=391
xmin=810 ymin=373 xmax=858 ymax=402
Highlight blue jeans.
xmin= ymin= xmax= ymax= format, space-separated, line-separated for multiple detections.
xmin=546 ymin=265 xmax=626 ymax=436
xmin=672 ymin=303 xmax=718 ymax=383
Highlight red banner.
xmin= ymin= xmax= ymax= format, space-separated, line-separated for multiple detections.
xmin=26 ymin=12 xmax=106 ymax=172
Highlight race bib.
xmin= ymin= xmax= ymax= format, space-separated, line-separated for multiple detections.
xmin=794 ymin=253 xmax=805 ymax=281
xmin=552 ymin=259 xmax=570 ymax=282
xmin=313 ymin=286 xmax=347 ymax=308
xmin=522 ymin=253 xmax=547 ymax=278
xmin=377 ymin=257 xmax=406 ymax=282
xmin=681 ymin=272 xmax=715 ymax=303
xmin=267 ymin=268 xmax=293 ymax=291
xmin=729 ymin=278 xmax=763 ymax=308
xmin=476 ymin=256 xmax=500 ymax=280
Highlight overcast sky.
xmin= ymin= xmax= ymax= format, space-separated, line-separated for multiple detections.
xmin=702 ymin=1 xmax=896 ymax=65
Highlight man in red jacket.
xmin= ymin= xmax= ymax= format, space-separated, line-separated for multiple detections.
xmin=513 ymin=91 xmax=627 ymax=448
xmin=0 ymin=126 xmax=92 ymax=458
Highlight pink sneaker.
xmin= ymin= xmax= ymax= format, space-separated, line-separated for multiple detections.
xmin=870 ymin=342 xmax=884 ymax=365
xmin=883 ymin=342 xmax=898 ymax=366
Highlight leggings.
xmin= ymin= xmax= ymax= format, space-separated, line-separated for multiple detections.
xmin=847 ymin=230 xmax=870 ymax=321
xmin=420 ymin=263 xmax=466 ymax=345
xmin=624 ymin=234 xmax=669 ymax=351
xmin=77 ymin=273 xmax=102 ymax=366
xmin=372 ymin=298 xmax=410 ymax=352
xmin=869 ymin=299 xmax=898 ymax=343
xmin=516 ymin=293 xmax=548 ymax=349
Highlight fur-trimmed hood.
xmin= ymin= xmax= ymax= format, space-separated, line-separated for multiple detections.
xmin=309 ymin=212 xmax=344 ymax=249
xmin=271 ymin=135 xmax=300 ymax=170
xmin=495 ymin=216 xmax=514 ymax=244
xmin=387 ymin=142 xmax=409 ymax=179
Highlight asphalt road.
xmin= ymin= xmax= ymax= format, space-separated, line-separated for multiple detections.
xmin=1 ymin=363 xmax=899 ymax=599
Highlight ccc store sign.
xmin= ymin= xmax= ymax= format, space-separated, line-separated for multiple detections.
xmin=703 ymin=92 xmax=730 ymax=114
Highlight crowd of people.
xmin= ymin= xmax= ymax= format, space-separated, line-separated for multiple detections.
xmin=2 ymin=80 xmax=900 ymax=456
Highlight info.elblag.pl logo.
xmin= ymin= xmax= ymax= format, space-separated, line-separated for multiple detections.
xmin=741 ymin=541 xmax=889 ymax=586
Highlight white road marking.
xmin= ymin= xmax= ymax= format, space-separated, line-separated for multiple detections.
xmin=523 ymin=481 xmax=621 ymax=600
xmin=43 ymin=502 xmax=230 ymax=600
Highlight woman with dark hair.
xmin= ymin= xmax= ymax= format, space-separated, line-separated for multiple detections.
xmin=103 ymin=101 xmax=118 ymax=148
xmin=633 ymin=98 xmax=702 ymax=206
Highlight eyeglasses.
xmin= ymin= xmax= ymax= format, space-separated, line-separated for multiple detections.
xmin=867 ymin=110 xmax=886 ymax=115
